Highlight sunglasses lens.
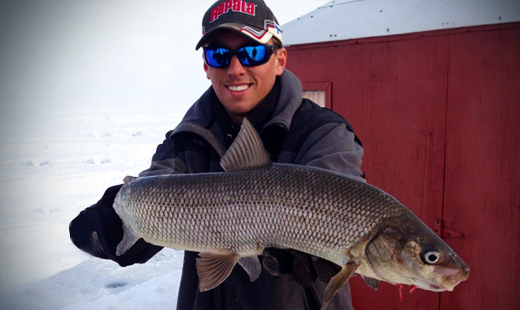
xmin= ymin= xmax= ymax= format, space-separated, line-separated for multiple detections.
xmin=238 ymin=45 xmax=268 ymax=66
xmin=205 ymin=48 xmax=231 ymax=68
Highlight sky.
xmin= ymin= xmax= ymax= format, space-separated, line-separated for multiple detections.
xmin=0 ymin=0 xmax=329 ymax=141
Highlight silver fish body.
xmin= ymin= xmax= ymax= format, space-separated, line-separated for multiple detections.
xmin=113 ymin=119 xmax=469 ymax=310
xmin=116 ymin=163 xmax=400 ymax=263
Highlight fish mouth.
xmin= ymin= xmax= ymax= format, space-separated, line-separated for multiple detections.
xmin=427 ymin=284 xmax=446 ymax=292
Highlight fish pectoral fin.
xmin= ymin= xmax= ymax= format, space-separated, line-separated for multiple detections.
xmin=361 ymin=275 xmax=380 ymax=291
xmin=321 ymin=262 xmax=359 ymax=310
xmin=196 ymin=252 xmax=239 ymax=292
xmin=115 ymin=223 xmax=141 ymax=256
xmin=238 ymin=256 xmax=262 ymax=282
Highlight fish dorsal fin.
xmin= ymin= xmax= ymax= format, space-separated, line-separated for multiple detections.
xmin=238 ymin=256 xmax=262 ymax=282
xmin=321 ymin=262 xmax=359 ymax=310
xmin=196 ymin=252 xmax=239 ymax=291
xmin=220 ymin=118 xmax=271 ymax=172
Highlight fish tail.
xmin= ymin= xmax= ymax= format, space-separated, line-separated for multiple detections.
xmin=115 ymin=223 xmax=141 ymax=256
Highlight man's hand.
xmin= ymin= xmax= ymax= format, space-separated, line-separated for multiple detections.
xmin=69 ymin=184 xmax=162 ymax=267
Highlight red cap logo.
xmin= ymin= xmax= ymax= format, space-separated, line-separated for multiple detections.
xmin=210 ymin=0 xmax=256 ymax=23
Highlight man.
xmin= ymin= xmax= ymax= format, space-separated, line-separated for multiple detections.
xmin=69 ymin=0 xmax=364 ymax=309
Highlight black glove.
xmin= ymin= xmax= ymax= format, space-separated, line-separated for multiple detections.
xmin=69 ymin=184 xmax=162 ymax=267
xmin=262 ymin=248 xmax=341 ymax=286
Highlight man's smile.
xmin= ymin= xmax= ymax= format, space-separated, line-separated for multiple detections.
xmin=227 ymin=84 xmax=251 ymax=92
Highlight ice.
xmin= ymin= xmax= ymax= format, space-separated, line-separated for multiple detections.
xmin=3 ymin=249 xmax=184 ymax=310
xmin=0 ymin=109 xmax=186 ymax=308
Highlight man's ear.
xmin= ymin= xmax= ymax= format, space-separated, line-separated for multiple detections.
xmin=274 ymin=47 xmax=287 ymax=76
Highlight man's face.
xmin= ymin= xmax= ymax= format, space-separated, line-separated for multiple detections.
xmin=203 ymin=30 xmax=287 ymax=124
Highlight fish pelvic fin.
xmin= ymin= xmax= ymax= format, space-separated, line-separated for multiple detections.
xmin=115 ymin=222 xmax=141 ymax=256
xmin=361 ymin=275 xmax=380 ymax=291
xmin=196 ymin=252 xmax=239 ymax=292
xmin=238 ymin=256 xmax=262 ymax=282
xmin=220 ymin=118 xmax=271 ymax=172
xmin=321 ymin=262 xmax=359 ymax=310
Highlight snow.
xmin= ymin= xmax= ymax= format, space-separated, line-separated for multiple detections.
xmin=283 ymin=0 xmax=520 ymax=46
xmin=4 ymin=249 xmax=184 ymax=310
xmin=0 ymin=109 xmax=187 ymax=309
xmin=0 ymin=1 xmax=329 ymax=308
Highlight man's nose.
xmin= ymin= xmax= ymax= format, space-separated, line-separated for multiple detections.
xmin=227 ymin=55 xmax=245 ymax=76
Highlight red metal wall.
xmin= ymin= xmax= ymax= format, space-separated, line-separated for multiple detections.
xmin=286 ymin=23 xmax=520 ymax=310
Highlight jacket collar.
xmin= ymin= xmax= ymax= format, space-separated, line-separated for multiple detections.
xmin=171 ymin=69 xmax=303 ymax=156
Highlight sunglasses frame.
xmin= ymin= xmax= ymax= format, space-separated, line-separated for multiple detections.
xmin=203 ymin=44 xmax=280 ymax=68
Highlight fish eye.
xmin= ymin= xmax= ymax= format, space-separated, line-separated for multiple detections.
xmin=423 ymin=250 xmax=441 ymax=264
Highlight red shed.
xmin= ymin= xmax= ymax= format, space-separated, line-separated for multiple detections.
xmin=283 ymin=1 xmax=520 ymax=310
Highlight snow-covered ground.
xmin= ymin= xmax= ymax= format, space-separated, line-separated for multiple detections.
xmin=0 ymin=109 xmax=188 ymax=309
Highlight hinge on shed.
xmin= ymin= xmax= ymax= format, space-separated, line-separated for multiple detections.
xmin=434 ymin=219 xmax=464 ymax=239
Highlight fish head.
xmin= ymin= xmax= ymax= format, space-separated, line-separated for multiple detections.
xmin=363 ymin=217 xmax=470 ymax=292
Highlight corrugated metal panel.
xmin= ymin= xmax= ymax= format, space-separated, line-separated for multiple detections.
xmin=282 ymin=0 xmax=520 ymax=46
xmin=286 ymin=22 xmax=520 ymax=310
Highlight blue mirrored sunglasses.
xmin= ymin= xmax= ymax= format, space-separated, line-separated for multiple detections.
xmin=203 ymin=44 xmax=279 ymax=68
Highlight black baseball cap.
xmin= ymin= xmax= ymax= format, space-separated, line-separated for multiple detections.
xmin=195 ymin=0 xmax=283 ymax=50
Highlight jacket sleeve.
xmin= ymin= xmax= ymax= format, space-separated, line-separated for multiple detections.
xmin=294 ymin=122 xmax=365 ymax=181
xmin=139 ymin=130 xmax=187 ymax=177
